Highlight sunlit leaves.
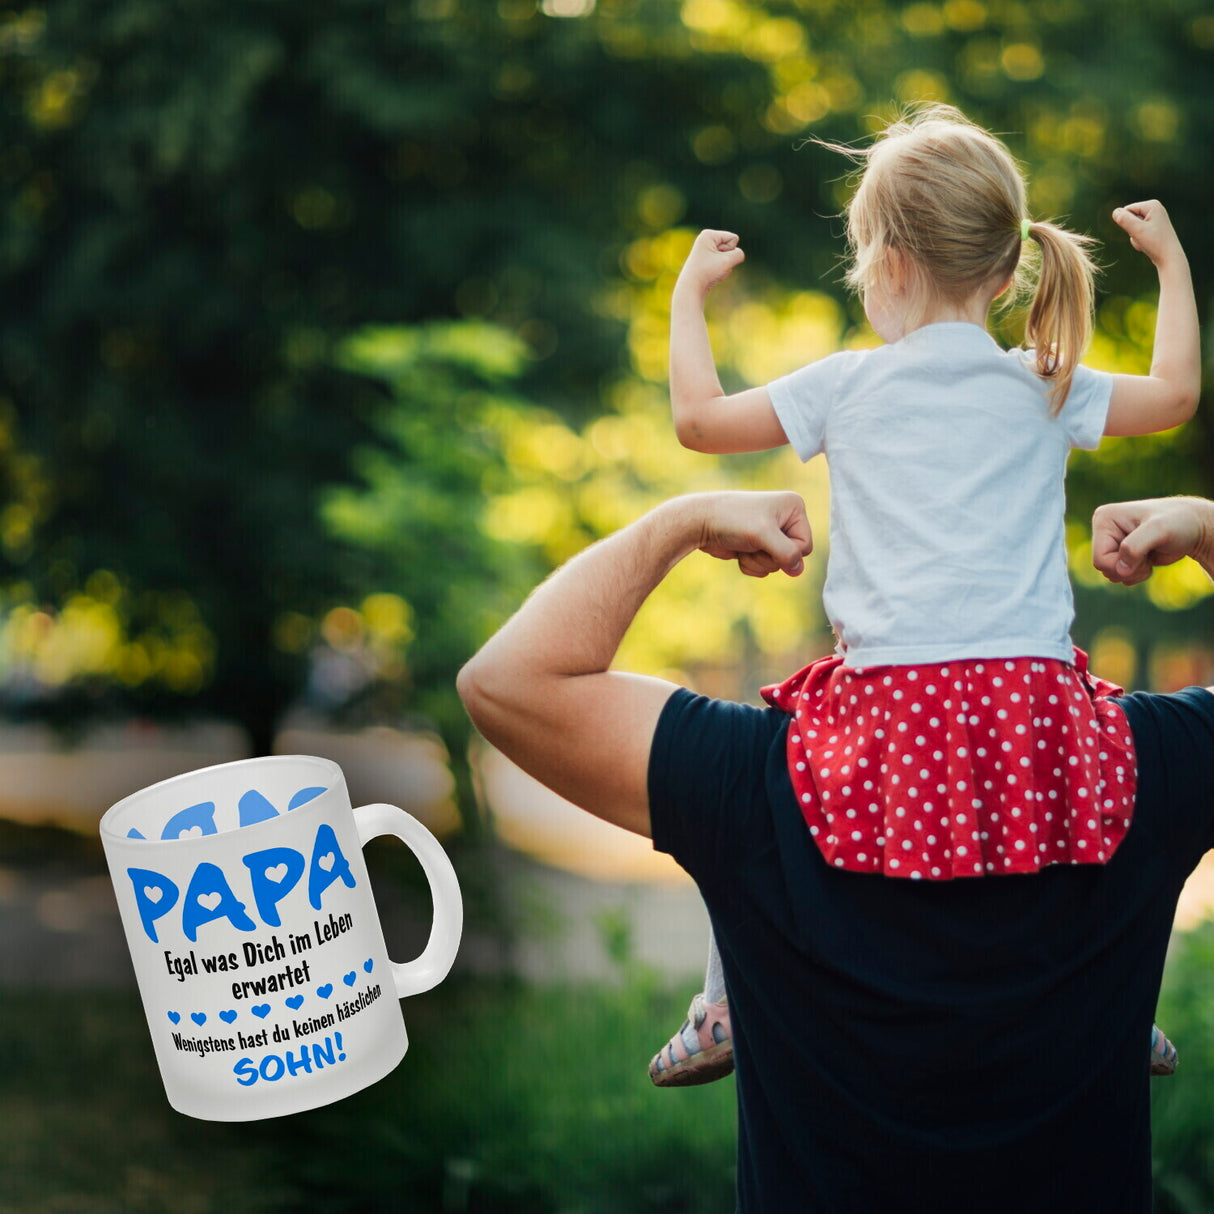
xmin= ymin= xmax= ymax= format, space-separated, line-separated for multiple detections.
xmin=999 ymin=42 xmax=1043 ymax=81
xmin=1143 ymin=560 xmax=1214 ymax=613
xmin=330 ymin=315 xmax=832 ymax=693
xmin=1134 ymin=99 xmax=1181 ymax=145
xmin=1 ymin=0 xmax=1211 ymax=741
xmin=0 ymin=577 xmax=214 ymax=694
xmin=27 ymin=65 xmax=91 ymax=129
xmin=337 ymin=322 xmax=528 ymax=384
xmin=270 ymin=593 xmax=414 ymax=692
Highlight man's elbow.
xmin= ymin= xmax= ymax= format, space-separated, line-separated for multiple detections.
xmin=458 ymin=652 xmax=548 ymax=759
xmin=456 ymin=655 xmax=500 ymax=735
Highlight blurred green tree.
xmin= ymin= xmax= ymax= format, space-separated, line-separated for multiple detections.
xmin=0 ymin=0 xmax=1210 ymax=767
xmin=319 ymin=321 xmax=553 ymax=748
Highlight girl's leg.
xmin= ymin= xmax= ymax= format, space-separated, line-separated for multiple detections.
xmin=703 ymin=926 xmax=726 ymax=1004
xmin=1151 ymin=1023 xmax=1178 ymax=1076
xmin=649 ymin=925 xmax=734 ymax=1087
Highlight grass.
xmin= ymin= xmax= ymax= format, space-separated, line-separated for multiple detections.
xmin=9 ymin=827 xmax=1214 ymax=1214
xmin=7 ymin=951 xmax=1214 ymax=1213
xmin=1150 ymin=924 xmax=1214 ymax=1214
xmin=0 ymin=974 xmax=737 ymax=1214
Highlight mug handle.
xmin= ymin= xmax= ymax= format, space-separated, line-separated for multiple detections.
xmin=353 ymin=803 xmax=464 ymax=998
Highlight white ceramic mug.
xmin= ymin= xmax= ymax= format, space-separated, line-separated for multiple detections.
xmin=100 ymin=754 xmax=462 ymax=1121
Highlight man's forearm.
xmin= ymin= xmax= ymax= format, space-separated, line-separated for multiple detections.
xmin=455 ymin=500 xmax=699 ymax=837
xmin=1187 ymin=499 xmax=1214 ymax=579
xmin=456 ymin=490 xmax=811 ymax=837
xmin=460 ymin=490 xmax=810 ymax=703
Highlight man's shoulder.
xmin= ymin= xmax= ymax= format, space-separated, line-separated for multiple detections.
xmin=1119 ymin=684 xmax=1214 ymax=741
xmin=648 ymin=690 xmax=792 ymax=882
xmin=1116 ymin=685 xmax=1214 ymax=869
xmin=649 ymin=690 xmax=789 ymax=795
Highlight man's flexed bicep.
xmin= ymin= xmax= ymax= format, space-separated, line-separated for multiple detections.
xmin=460 ymin=668 xmax=676 ymax=839
xmin=457 ymin=492 xmax=813 ymax=839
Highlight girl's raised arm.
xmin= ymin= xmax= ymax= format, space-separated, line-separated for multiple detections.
xmin=1103 ymin=202 xmax=1200 ymax=437
xmin=670 ymin=230 xmax=789 ymax=454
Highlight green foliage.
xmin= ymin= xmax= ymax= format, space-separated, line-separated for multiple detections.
xmin=595 ymin=904 xmax=637 ymax=970
xmin=1 ymin=0 xmax=1212 ymax=751
xmin=0 ymin=980 xmax=736 ymax=1213
xmin=322 ymin=320 xmax=551 ymax=744
xmin=0 ymin=988 xmax=296 ymax=1213
xmin=1152 ymin=924 xmax=1214 ymax=1213
xmin=303 ymin=976 xmax=737 ymax=1214
xmin=12 ymin=945 xmax=1214 ymax=1211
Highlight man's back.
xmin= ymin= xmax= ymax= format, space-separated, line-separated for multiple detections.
xmin=649 ymin=686 xmax=1214 ymax=1213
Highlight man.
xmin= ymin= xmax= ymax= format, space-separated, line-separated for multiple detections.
xmin=458 ymin=491 xmax=1214 ymax=1213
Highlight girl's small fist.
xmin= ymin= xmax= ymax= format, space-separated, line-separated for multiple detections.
xmin=1113 ymin=200 xmax=1181 ymax=267
xmin=680 ymin=229 xmax=746 ymax=294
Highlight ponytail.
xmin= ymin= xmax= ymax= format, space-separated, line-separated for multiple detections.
xmin=1022 ymin=221 xmax=1098 ymax=414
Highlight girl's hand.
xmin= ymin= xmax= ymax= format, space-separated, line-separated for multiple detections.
xmin=677 ymin=229 xmax=746 ymax=298
xmin=1113 ymin=201 xmax=1186 ymax=269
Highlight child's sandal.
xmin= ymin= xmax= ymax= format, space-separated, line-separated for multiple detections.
xmin=1151 ymin=1023 xmax=1178 ymax=1077
xmin=648 ymin=993 xmax=733 ymax=1087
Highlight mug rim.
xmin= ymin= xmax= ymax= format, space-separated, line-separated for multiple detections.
xmin=99 ymin=753 xmax=345 ymax=846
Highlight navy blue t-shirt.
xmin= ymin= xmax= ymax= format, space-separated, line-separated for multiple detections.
xmin=649 ymin=685 xmax=1214 ymax=1213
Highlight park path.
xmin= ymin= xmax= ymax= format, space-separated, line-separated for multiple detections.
xmin=0 ymin=716 xmax=709 ymax=989
xmin=0 ymin=846 xmax=710 ymax=989
xmin=4 ymin=715 xmax=1213 ymax=991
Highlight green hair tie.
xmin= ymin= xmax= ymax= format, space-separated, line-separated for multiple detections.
xmin=1021 ymin=218 xmax=1032 ymax=242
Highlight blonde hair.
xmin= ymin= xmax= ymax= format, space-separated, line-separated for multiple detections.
xmin=826 ymin=105 xmax=1097 ymax=412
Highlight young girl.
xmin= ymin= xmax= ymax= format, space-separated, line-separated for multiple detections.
xmin=650 ymin=104 xmax=1199 ymax=1087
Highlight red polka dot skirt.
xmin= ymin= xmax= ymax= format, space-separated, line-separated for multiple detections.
xmin=760 ymin=649 xmax=1136 ymax=880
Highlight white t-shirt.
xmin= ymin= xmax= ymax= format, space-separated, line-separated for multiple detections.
xmin=767 ymin=321 xmax=1113 ymax=668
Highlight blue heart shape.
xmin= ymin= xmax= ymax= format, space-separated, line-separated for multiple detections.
xmin=251 ymin=1004 xmax=271 ymax=1019
xmin=285 ymin=994 xmax=304 ymax=1010
xmin=191 ymin=1012 xmax=206 ymax=1026
xmin=363 ymin=958 xmax=374 ymax=973
xmin=167 ymin=1011 xmax=181 ymax=1025
xmin=316 ymin=983 xmax=333 ymax=999
xmin=343 ymin=971 xmax=357 ymax=986
xmin=219 ymin=1009 xmax=237 ymax=1024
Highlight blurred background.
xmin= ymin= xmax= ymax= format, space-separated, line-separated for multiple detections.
xmin=3 ymin=0 xmax=1214 ymax=1210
